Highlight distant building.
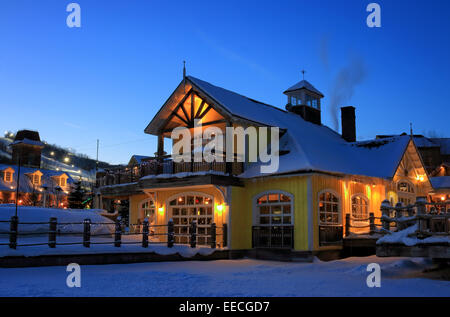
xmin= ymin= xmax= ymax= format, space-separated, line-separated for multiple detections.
xmin=0 ymin=130 xmax=74 ymax=207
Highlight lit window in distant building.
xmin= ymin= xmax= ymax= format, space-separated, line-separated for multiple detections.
xmin=4 ymin=171 xmax=13 ymax=182
xmin=32 ymin=174 xmax=41 ymax=186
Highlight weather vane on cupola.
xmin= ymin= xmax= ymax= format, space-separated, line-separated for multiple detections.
xmin=301 ymin=69 xmax=306 ymax=80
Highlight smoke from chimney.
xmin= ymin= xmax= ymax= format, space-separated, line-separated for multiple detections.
xmin=329 ymin=57 xmax=366 ymax=132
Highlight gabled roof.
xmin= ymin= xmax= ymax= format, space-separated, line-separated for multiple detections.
xmin=283 ymin=79 xmax=324 ymax=97
xmin=187 ymin=76 xmax=290 ymax=128
xmin=146 ymin=76 xmax=417 ymax=180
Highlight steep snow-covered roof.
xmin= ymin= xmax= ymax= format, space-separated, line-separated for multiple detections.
xmin=430 ymin=176 xmax=450 ymax=189
xmin=283 ymin=79 xmax=324 ymax=97
xmin=188 ymin=76 xmax=290 ymax=128
xmin=186 ymin=76 xmax=410 ymax=179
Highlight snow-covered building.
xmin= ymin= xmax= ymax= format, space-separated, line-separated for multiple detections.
xmin=96 ymin=74 xmax=434 ymax=258
xmin=0 ymin=130 xmax=74 ymax=207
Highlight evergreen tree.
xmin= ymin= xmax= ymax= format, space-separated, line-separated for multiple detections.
xmin=68 ymin=181 xmax=84 ymax=209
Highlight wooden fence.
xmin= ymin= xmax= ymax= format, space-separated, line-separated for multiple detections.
xmin=0 ymin=217 xmax=227 ymax=250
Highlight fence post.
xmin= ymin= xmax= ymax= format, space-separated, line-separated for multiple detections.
xmin=83 ymin=219 xmax=91 ymax=248
xmin=222 ymin=223 xmax=228 ymax=248
xmin=142 ymin=217 xmax=149 ymax=248
xmin=210 ymin=223 xmax=216 ymax=249
xmin=190 ymin=220 xmax=197 ymax=248
xmin=395 ymin=202 xmax=404 ymax=231
xmin=167 ymin=219 xmax=174 ymax=248
xmin=381 ymin=199 xmax=391 ymax=232
xmin=416 ymin=196 xmax=428 ymax=237
xmin=49 ymin=217 xmax=57 ymax=248
xmin=345 ymin=213 xmax=351 ymax=237
xmin=369 ymin=212 xmax=375 ymax=234
xmin=9 ymin=216 xmax=18 ymax=249
xmin=114 ymin=216 xmax=122 ymax=247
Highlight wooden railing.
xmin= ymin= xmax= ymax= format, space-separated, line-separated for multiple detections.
xmin=344 ymin=213 xmax=379 ymax=237
xmin=379 ymin=197 xmax=450 ymax=239
xmin=97 ymin=160 xmax=244 ymax=186
xmin=1 ymin=216 xmax=227 ymax=249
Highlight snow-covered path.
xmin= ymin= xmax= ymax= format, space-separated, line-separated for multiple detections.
xmin=0 ymin=256 xmax=448 ymax=297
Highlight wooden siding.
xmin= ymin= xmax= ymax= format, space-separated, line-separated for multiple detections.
xmin=231 ymin=176 xmax=309 ymax=251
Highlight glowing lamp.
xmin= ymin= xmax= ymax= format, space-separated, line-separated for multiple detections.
xmin=158 ymin=206 xmax=164 ymax=215
xmin=216 ymin=204 xmax=224 ymax=215
xmin=441 ymin=196 xmax=445 ymax=201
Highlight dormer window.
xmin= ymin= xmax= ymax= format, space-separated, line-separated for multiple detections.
xmin=3 ymin=168 xmax=14 ymax=182
xmin=28 ymin=171 xmax=43 ymax=186
xmin=32 ymin=174 xmax=40 ymax=185
xmin=53 ymin=174 xmax=68 ymax=187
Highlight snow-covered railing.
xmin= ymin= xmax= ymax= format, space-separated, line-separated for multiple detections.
xmin=344 ymin=213 xmax=382 ymax=236
xmin=379 ymin=197 xmax=450 ymax=239
xmin=1 ymin=216 xmax=227 ymax=250
xmin=97 ymin=160 xmax=244 ymax=186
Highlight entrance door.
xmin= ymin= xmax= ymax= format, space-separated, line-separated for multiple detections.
xmin=168 ymin=193 xmax=214 ymax=245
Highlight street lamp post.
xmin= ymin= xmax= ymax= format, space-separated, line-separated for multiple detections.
xmin=14 ymin=157 xmax=21 ymax=218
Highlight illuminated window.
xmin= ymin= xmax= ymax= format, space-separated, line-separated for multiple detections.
xmin=168 ymin=193 xmax=214 ymax=246
xmin=4 ymin=171 xmax=13 ymax=182
xmin=32 ymin=174 xmax=41 ymax=186
xmin=319 ymin=191 xmax=340 ymax=225
xmin=255 ymin=192 xmax=293 ymax=226
xmin=398 ymin=182 xmax=414 ymax=193
xmin=351 ymin=195 xmax=369 ymax=221
xmin=140 ymin=199 xmax=155 ymax=223
xmin=397 ymin=180 xmax=416 ymax=206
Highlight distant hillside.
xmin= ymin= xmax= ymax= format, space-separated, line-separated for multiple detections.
xmin=0 ymin=135 xmax=119 ymax=183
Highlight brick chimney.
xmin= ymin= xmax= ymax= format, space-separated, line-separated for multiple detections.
xmin=341 ymin=106 xmax=356 ymax=142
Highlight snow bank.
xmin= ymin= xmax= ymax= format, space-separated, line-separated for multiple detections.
xmin=377 ymin=224 xmax=450 ymax=246
xmin=0 ymin=205 xmax=114 ymax=235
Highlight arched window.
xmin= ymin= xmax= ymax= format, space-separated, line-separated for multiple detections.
xmin=351 ymin=195 xmax=369 ymax=221
xmin=319 ymin=191 xmax=340 ymax=225
xmin=254 ymin=191 xmax=293 ymax=226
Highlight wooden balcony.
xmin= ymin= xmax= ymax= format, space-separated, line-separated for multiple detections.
xmin=97 ymin=160 xmax=244 ymax=187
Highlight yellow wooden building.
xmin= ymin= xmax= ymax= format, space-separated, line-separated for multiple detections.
xmin=97 ymin=74 xmax=433 ymax=257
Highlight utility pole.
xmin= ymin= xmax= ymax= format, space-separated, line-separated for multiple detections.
xmin=96 ymin=139 xmax=99 ymax=172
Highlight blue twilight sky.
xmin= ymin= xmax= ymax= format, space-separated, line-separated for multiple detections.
xmin=1 ymin=0 xmax=449 ymax=165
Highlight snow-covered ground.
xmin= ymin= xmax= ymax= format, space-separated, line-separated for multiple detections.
xmin=0 ymin=205 xmax=113 ymax=235
xmin=0 ymin=256 xmax=448 ymax=297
